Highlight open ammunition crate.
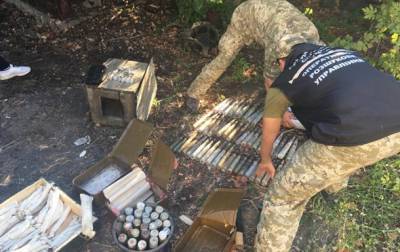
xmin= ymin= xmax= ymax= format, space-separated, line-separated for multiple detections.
xmin=86 ymin=58 xmax=157 ymax=126
xmin=0 ymin=178 xmax=96 ymax=252
xmin=72 ymin=118 xmax=176 ymax=214
xmin=174 ymin=188 xmax=244 ymax=252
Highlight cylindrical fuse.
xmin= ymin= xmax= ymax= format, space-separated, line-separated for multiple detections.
xmin=155 ymin=219 xmax=162 ymax=228
xmin=149 ymin=222 xmax=157 ymax=230
xmin=160 ymin=212 xmax=169 ymax=221
xmin=137 ymin=202 xmax=145 ymax=211
xmin=150 ymin=229 xmax=159 ymax=237
xmin=149 ymin=237 xmax=159 ymax=249
xmin=137 ymin=240 xmax=147 ymax=251
xmin=150 ymin=212 xmax=159 ymax=220
xmin=118 ymin=233 xmax=128 ymax=243
xmin=129 ymin=228 xmax=140 ymax=238
xmin=140 ymin=223 xmax=149 ymax=231
xmin=142 ymin=212 xmax=150 ymax=219
xmin=134 ymin=209 xmax=143 ymax=218
xmin=127 ymin=238 xmax=137 ymax=249
xmin=124 ymin=207 xmax=134 ymax=216
xmin=133 ymin=218 xmax=141 ymax=227
xmin=144 ymin=206 xmax=153 ymax=214
xmin=155 ymin=206 xmax=164 ymax=214
xmin=163 ymin=220 xmax=171 ymax=229
xmin=141 ymin=229 xmax=150 ymax=240
xmin=123 ymin=222 xmax=132 ymax=231
xmin=142 ymin=217 xmax=151 ymax=225
xmin=126 ymin=215 xmax=134 ymax=223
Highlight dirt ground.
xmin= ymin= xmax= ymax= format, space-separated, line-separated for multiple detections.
xmin=0 ymin=1 xmax=336 ymax=251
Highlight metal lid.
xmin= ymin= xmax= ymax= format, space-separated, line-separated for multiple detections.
xmin=148 ymin=140 xmax=176 ymax=191
xmin=110 ymin=119 xmax=153 ymax=166
xmin=198 ymin=188 xmax=244 ymax=226
xmin=136 ymin=58 xmax=157 ymax=121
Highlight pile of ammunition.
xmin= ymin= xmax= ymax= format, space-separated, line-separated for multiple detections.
xmin=104 ymin=167 xmax=155 ymax=213
xmin=171 ymin=96 xmax=307 ymax=187
xmin=0 ymin=184 xmax=82 ymax=251
xmin=114 ymin=202 xmax=172 ymax=251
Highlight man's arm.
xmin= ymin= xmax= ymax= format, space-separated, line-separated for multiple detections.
xmin=256 ymin=117 xmax=282 ymax=178
xmin=187 ymin=12 xmax=251 ymax=99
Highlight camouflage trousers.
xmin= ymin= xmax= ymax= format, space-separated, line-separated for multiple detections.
xmin=254 ymin=132 xmax=400 ymax=252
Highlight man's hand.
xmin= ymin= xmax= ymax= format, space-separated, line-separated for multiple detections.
xmin=256 ymin=160 xmax=276 ymax=178
xmin=282 ymin=111 xmax=295 ymax=128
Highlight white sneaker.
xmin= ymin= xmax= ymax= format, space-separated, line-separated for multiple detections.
xmin=0 ymin=65 xmax=31 ymax=80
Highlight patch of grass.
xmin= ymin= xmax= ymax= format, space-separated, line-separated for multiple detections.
xmin=309 ymin=157 xmax=400 ymax=251
xmin=231 ymin=57 xmax=251 ymax=82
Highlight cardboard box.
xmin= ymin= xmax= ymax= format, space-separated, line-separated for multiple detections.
xmin=72 ymin=119 xmax=154 ymax=204
xmin=0 ymin=178 xmax=96 ymax=252
xmin=174 ymin=188 xmax=244 ymax=252
xmin=73 ymin=118 xmax=176 ymax=211
xmin=86 ymin=58 xmax=157 ymax=127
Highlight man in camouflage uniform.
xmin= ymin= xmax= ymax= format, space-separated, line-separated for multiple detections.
xmin=186 ymin=0 xmax=321 ymax=111
xmin=255 ymin=42 xmax=400 ymax=251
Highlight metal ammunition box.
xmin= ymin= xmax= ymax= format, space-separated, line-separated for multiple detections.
xmin=174 ymin=188 xmax=244 ymax=252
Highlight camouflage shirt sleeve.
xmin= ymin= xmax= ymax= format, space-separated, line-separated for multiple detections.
xmin=264 ymin=47 xmax=281 ymax=81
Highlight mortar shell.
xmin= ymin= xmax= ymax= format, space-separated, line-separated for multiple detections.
xmin=191 ymin=138 xmax=212 ymax=159
xmin=211 ymin=143 xmax=232 ymax=168
xmin=196 ymin=138 xmax=215 ymax=160
xmin=277 ymin=136 xmax=296 ymax=159
xmin=286 ymin=138 xmax=299 ymax=162
xmin=217 ymin=145 xmax=236 ymax=169
xmin=200 ymin=140 xmax=221 ymax=163
xmin=245 ymin=160 xmax=259 ymax=178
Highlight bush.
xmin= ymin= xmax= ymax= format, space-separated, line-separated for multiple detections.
xmin=332 ymin=0 xmax=400 ymax=78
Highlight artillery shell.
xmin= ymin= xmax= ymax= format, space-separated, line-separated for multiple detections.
xmin=236 ymin=131 xmax=249 ymax=145
xmin=217 ymin=145 xmax=235 ymax=169
xmin=127 ymin=238 xmax=137 ymax=249
xmin=193 ymin=110 xmax=214 ymax=128
xmin=118 ymin=233 xmax=128 ymax=244
xmin=124 ymin=207 xmax=134 ymax=216
xmin=186 ymin=136 xmax=207 ymax=156
xmin=196 ymin=138 xmax=215 ymax=160
xmin=159 ymin=228 xmax=170 ymax=242
xmin=129 ymin=228 xmax=140 ymax=238
xmin=126 ymin=215 xmax=134 ymax=223
xmin=228 ymin=155 xmax=241 ymax=173
xmin=149 ymin=237 xmax=159 ymax=249
xmin=200 ymin=140 xmax=221 ymax=163
xmin=224 ymin=152 xmax=238 ymax=171
xmin=207 ymin=142 xmax=227 ymax=165
xmin=224 ymin=120 xmax=240 ymax=138
xmin=144 ymin=206 xmax=153 ymax=214
xmin=136 ymin=202 xmax=145 ymax=211
xmin=261 ymin=173 xmax=270 ymax=186
xmin=255 ymin=172 xmax=265 ymax=184
xmin=137 ymin=240 xmax=147 ymax=251
xmin=233 ymin=156 xmax=247 ymax=174
xmin=286 ymin=138 xmax=299 ymax=162
xmin=180 ymin=132 xmax=199 ymax=152
xmin=211 ymin=143 xmax=232 ymax=168
xmin=133 ymin=219 xmax=141 ymax=227
xmin=150 ymin=212 xmax=160 ymax=220
xmin=237 ymin=157 xmax=251 ymax=175
xmin=155 ymin=206 xmax=164 ymax=214
xmin=160 ymin=212 xmax=169 ymax=221
xmin=192 ymin=138 xmax=212 ymax=159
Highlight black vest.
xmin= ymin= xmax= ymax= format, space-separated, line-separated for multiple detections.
xmin=273 ymin=43 xmax=400 ymax=146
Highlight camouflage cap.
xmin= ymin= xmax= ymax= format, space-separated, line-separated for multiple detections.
xmin=276 ymin=34 xmax=308 ymax=59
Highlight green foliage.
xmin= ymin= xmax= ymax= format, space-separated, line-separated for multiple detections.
xmin=175 ymin=0 xmax=239 ymax=26
xmin=331 ymin=1 xmax=400 ymax=78
xmin=310 ymin=157 xmax=400 ymax=250
xmin=232 ymin=57 xmax=251 ymax=82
